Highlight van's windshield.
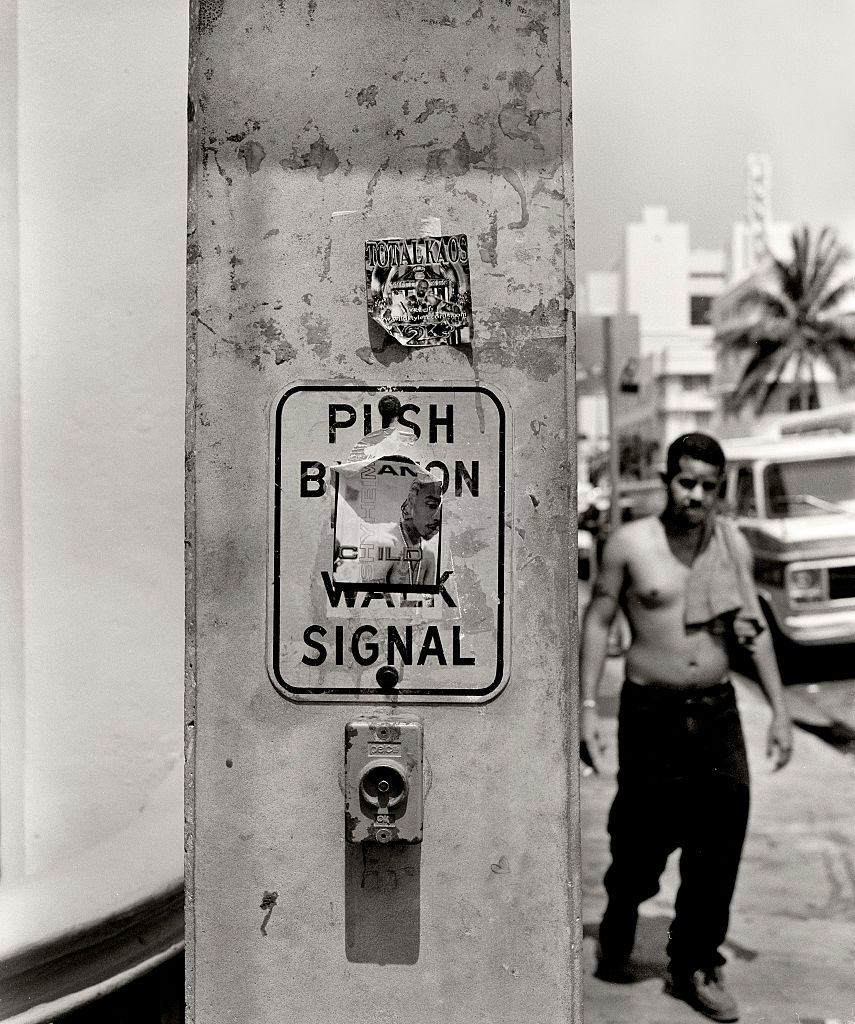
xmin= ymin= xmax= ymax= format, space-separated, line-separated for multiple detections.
xmin=764 ymin=456 xmax=855 ymax=518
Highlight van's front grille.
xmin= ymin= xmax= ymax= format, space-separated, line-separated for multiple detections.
xmin=829 ymin=564 xmax=855 ymax=601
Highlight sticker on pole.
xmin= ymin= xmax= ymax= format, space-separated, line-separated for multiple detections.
xmin=268 ymin=384 xmax=511 ymax=703
xmin=364 ymin=236 xmax=473 ymax=347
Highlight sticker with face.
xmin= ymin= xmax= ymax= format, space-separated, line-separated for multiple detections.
xmin=403 ymin=479 xmax=443 ymax=541
xmin=332 ymin=456 xmax=444 ymax=588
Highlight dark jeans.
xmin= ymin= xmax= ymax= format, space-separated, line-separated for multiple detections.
xmin=599 ymin=679 xmax=750 ymax=974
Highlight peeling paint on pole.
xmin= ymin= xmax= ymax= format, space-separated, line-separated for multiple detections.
xmin=187 ymin=2 xmax=580 ymax=1022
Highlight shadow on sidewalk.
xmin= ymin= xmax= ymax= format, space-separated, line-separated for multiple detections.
xmin=730 ymin=644 xmax=855 ymax=754
xmin=582 ymin=916 xmax=671 ymax=982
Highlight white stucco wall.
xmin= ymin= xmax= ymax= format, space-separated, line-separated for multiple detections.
xmin=15 ymin=0 xmax=187 ymax=875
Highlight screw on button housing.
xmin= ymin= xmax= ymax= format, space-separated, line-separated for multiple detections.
xmin=376 ymin=665 xmax=400 ymax=691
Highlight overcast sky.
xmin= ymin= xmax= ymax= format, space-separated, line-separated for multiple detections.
xmin=571 ymin=0 xmax=855 ymax=278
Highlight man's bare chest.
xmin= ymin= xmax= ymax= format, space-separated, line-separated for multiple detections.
xmin=624 ymin=544 xmax=691 ymax=612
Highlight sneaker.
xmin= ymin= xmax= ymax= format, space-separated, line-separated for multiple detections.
xmin=664 ymin=966 xmax=739 ymax=1022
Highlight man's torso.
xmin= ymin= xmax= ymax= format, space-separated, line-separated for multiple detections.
xmin=619 ymin=516 xmax=731 ymax=688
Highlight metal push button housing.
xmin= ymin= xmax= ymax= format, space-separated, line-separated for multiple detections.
xmin=344 ymin=719 xmax=423 ymax=844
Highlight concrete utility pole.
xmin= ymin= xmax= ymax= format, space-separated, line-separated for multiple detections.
xmin=186 ymin=3 xmax=581 ymax=1022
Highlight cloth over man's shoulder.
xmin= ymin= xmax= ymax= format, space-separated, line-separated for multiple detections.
xmin=684 ymin=515 xmax=765 ymax=639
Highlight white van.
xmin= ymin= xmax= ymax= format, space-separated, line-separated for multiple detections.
xmin=722 ymin=433 xmax=855 ymax=646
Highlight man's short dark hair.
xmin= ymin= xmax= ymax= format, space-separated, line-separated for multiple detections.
xmin=665 ymin=432 xmax=726 ymax=479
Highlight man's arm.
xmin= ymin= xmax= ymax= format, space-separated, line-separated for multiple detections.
xmin=731 ymin=528 xmax=794 ymax=770
xmin=748 ymin=617 xmax=794 ymax=770
xmin=579 ymin=531 xmax=627 ymax=773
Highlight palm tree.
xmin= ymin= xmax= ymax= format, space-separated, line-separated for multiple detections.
xmin=715 ymin=226 xmax=855 ymax=413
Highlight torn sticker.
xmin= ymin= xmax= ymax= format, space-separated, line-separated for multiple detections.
xmin=332 ymin=439 xmax=444 ymax=588
xmin=328 ymin=418 xmax=460 ymax=620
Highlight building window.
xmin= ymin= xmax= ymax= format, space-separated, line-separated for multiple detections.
xmin=690 ymin=295 xmax=714 ymax=325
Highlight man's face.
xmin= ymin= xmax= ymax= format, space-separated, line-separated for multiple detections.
xmin=411 ymin=485 xmax=442 ymax=540
xmin=665 ymin=456 xmax=723 ymax=525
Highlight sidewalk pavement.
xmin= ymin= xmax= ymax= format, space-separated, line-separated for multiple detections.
xmin=581 ymin=651 xmax=855 ymax=1024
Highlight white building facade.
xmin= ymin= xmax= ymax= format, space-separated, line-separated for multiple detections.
xmin=577 ymin=157 xmax=853 ymax=480
xmin=578 ymin=206 xmax=728 ymax=478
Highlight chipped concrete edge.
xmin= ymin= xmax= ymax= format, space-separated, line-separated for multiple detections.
xmin=185 ymin=0 xmax=200 ymax=1019
xmin=558 ymin=2 xmax=584 ymax=1022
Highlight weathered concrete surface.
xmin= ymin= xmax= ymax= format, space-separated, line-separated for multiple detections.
xmin=187 ymin=2 xmax=579 ymax=1023
xmin=581 ymin=640 xmax=855 ymax=1024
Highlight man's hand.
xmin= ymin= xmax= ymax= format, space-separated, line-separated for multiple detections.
xmin=580 ymin=704 xmax=606 ymax=775
xmin=767 ymin=711 xmax=793 ymax=770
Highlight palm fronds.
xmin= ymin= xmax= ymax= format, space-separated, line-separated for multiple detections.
xmin=716 ymin=225 xmax=855 ymax=413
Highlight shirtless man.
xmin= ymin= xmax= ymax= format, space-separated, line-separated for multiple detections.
xmin=580 ymin=432 xmax=793 ymax=1023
